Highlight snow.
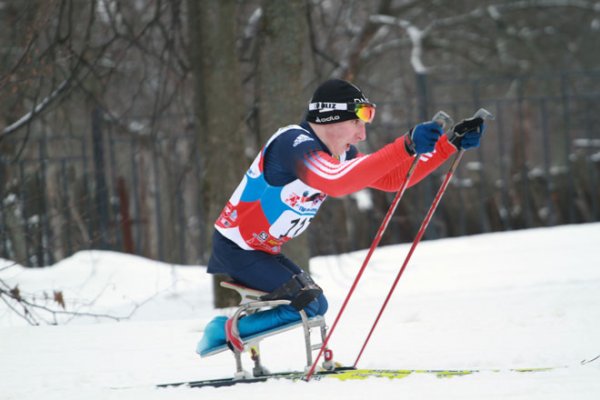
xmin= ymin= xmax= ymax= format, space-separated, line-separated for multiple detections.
xmin=1 ymin=223 xmax=600 ymax=399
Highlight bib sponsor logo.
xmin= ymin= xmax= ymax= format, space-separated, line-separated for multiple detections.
xmin=254 ymin=231 xmax=269 ymax=242
xmin=285 ymin=191 xmax=326 ymax=210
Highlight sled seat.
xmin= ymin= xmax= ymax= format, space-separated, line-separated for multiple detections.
xmin=202 ymin=280 xmax=333 ymax=378
xmin=219 ymin=280 xmax=268 ymax=306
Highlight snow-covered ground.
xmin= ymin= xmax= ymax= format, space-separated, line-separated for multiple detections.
xmin=1 ymin=223 xmax=600 ymax=399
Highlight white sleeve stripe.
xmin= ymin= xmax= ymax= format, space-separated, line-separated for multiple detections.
xmin=304 ymin=153 xmax=369 ymax=180
xmin=307 ymin=152 xmax=362 ymax=172
xmin=305 ymin=152 xmax=363 ymax=174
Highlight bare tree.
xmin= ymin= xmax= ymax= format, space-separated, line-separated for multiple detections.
xmin=254 ymin=0 xmax=313 ymax=271
xmin=187 ymin=0 xmax=248 ymax=307
xmin=1 ymin=0 xmax=196 ymax=267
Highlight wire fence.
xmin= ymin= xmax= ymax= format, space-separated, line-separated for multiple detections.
xmin=1 ymin=70 xmax=599 ymax=267
xmin=1 ymin=109 xmax=206 ymax=267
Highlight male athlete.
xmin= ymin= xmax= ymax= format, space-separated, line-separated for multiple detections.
xmin=197 ymin=79 xmax=485 ymax=353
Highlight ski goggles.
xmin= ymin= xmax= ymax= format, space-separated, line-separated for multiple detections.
xmin=308 ymin=102 xmax=377 ymax=123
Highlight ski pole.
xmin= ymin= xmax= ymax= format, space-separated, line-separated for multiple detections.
xmin=352 ymin=108 xmax=495 ymax=368
xmin=305 ymin=111 xmax=453 ymax=382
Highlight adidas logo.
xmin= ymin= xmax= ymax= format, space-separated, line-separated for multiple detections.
xmin=293 ymin=134 xmax=314 ymax=147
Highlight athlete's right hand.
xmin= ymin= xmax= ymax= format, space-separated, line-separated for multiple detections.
xmin=404 ymin=121 xmax=443 ymax=155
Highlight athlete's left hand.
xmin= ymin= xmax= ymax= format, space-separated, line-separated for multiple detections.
xmin=447 ymin=117 xmax=486 ymax=150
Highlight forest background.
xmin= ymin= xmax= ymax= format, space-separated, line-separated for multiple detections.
xmin=1 ymin=0 xmax=599 ymax=306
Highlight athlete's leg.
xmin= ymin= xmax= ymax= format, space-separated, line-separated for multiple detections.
xmin=198 ymin=231 xmax=327 ymax=353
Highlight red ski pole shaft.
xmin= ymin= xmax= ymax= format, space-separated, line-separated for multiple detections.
xmin=352 ymin=107 xmax=494 ymax=367
xmin=304 ymin=156 xmax=419 ymax=381
xmin=305 ymin=111 xmax=453 ymax=382
xmin=353 ymin=149 xmax=465 ymax=367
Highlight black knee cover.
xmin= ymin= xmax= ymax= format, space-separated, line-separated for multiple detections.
xmin=261 ymin=271 xmax=323 ymax=311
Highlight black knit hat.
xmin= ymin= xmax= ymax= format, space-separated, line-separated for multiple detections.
xmin=306 ymin=79 xmax=370 ymax=124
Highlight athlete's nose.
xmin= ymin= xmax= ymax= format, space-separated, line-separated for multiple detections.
xmin=356 ymin=124 xmax=366 ymax=142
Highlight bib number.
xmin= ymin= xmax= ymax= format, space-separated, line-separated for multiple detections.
xmin=270 ymin=211 xmax=314 ymax=239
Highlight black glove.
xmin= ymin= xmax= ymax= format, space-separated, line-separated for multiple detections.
xmin=447 ymin=117 xmax=485 ymax=150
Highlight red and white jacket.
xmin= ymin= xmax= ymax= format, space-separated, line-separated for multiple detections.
xmin=215 ymin=122 xmax=457 ymax=254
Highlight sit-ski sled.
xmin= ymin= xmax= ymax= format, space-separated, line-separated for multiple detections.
xmin=199 ymin=280 xmax=335 ymax=379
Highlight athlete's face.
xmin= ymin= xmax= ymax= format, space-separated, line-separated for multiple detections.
xmin=327 ymin=119 xmax=367 ymax=157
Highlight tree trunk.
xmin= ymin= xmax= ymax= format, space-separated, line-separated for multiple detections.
xmin=256 ymin=0 xmax=312 ymax=272
xmin=187 ymin=0 xmax=247 ymax=307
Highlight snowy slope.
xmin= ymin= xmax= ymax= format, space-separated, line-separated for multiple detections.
xmin=1 ymin=223 xmax=600 ymax=399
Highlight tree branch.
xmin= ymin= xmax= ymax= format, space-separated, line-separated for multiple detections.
xmin=1 ymin=79 xmax=70 ymax=139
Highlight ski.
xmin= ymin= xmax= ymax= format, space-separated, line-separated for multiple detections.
xmin=156 ymin=367 xmax=345 ymax=389
xmin=156 ymin=365 xmax=559 ymax=389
